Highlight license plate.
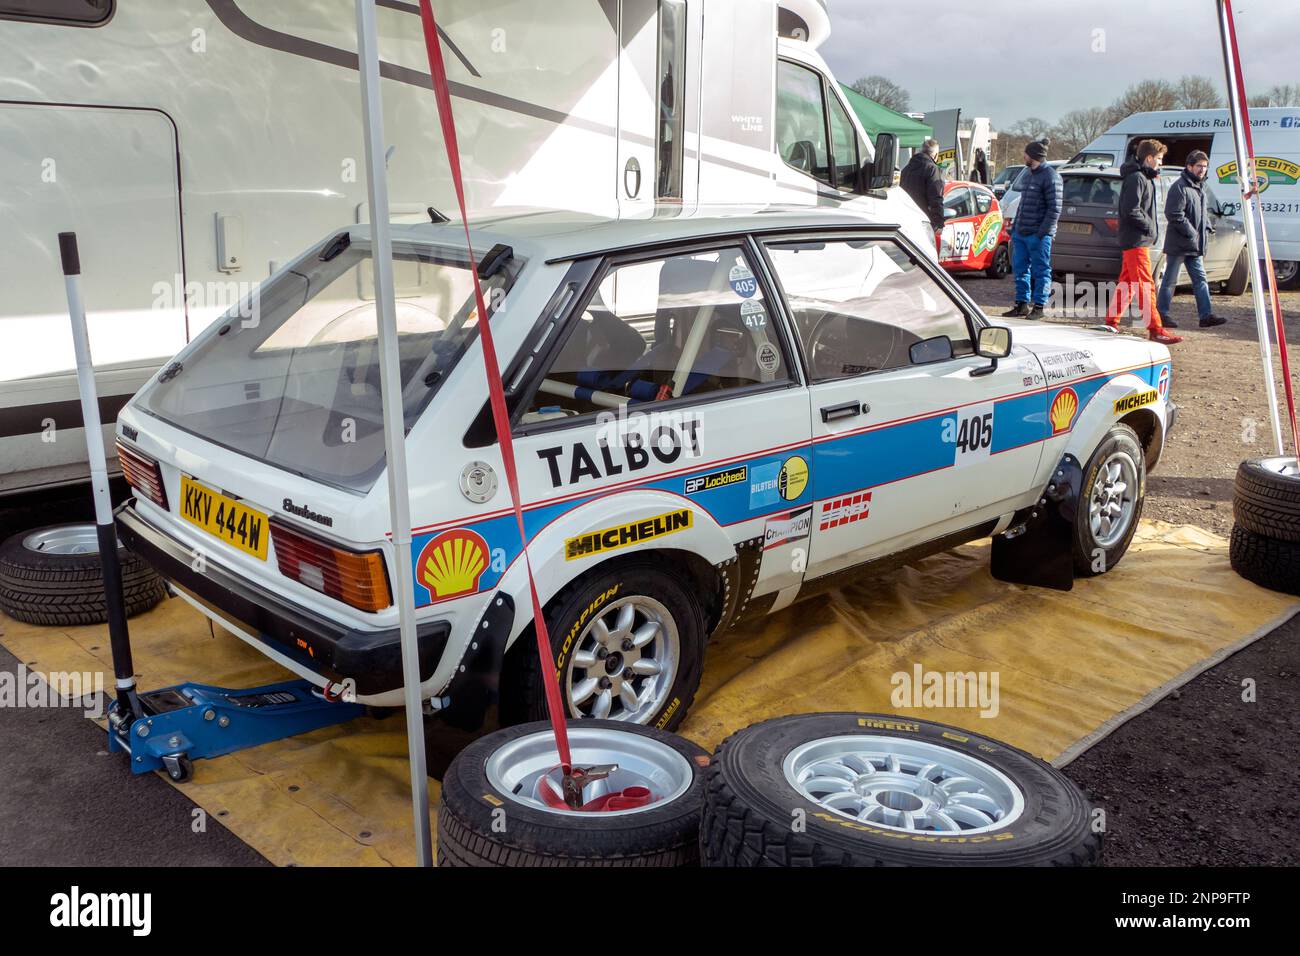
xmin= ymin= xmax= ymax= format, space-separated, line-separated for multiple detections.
xmin=1062 ymin=221 xmax=1092 ymax=236
xmin=179 ymin=476 xmax=269 ymax=560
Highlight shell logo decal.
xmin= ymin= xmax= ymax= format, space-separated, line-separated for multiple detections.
xmin=1049 ymin=387 xmax=1079 ymax=435
xmin=416 ymin=528 xmax=489 ymax=600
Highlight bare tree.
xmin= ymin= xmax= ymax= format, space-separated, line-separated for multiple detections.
xmin=849 ymin=75 xmax=911 ymax=113
xmin=1052 ymin=106 xmax=1113 ymax=157
xmin=1174 ymin=74 xmax=1224 ymax=109
xmin=1255 ymin=83 xmax=1300 ymax=106
xmin=1110 ymin=79 xmax=1178 ymax=118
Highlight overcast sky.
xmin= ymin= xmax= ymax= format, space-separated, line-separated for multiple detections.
xmin=819 ymin=0 xmax=1295 ymax=127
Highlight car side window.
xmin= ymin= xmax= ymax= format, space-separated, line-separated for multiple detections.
xmin=944 ymin=187 xmax=975 ymax=219
xmin=776 ymin=60 xmax=831 ymax=187
xmin=765 ymin=237 xmax=974 ymax=382
xmin=827 ymin=92 xmax=860 ymax=190
xmin=520 ymin=247 xmax=791 ymax=424
xmin=973 ymin=188 xmax=993 ymax=215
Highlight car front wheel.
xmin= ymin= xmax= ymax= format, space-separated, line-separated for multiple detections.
xmin=1073 ymin=423 xmax=1145 ymax=576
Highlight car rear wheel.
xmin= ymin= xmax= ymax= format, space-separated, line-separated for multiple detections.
xmin=1222 ymin=247 xmax=1250 ymax=296
xmin=984 ymin=243 xmax=1011 ymax=278
xmin=1268 ymin=259 xmax=1299 ymax=289
xmin=0 ymin=523 xmax=166 ymax=627
xmin=502 ymin=560 xmax=705 ymax=732
xmin=1073 ymin=424 xmax=1145 ymax=576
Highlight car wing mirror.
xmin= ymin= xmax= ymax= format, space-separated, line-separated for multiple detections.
xmin=861 ymin=131 xmax=898 ymax=192
xmin=971 ymin=325 xmax=1012 ymax=378
xmin=909 ymin=334 xmax=954 ymax=366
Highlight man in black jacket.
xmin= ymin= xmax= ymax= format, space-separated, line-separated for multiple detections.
xmin=1105 ymin=139 xmax=1182 ymax=344
xmin=901 ymin=138 xmax=945 ymax=234
xmin=1156 ymin=150 xmax=1227 ymax=328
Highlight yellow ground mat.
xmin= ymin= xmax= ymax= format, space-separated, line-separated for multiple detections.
xmin=2 ymin=520 xmax=1295 ymax=866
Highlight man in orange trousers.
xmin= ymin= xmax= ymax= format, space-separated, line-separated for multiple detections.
xmin=1107 ymin=139 xmax=1182 ymax=345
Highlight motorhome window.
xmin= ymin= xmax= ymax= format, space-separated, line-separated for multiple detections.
xmin=520 ymin=246 xmax=791 ymax=424
xmin=765 ymin=237 xmax=974 ymax=381
xmin=136 ymin=239 xmax=517 ymax=493
xmin=1072 ymin=151 xmax=1116 ymax=168
xmin=776 ymin=60 xmax=832 ymax=187
xmin=827 ymin=92 xmax=860 ymax=190
xmin=1124 ymin=135 xmax=1213 ymax=168
xmin=655 ymin=0 xmax=687 ymax=200
xmin=0 ymin=0 xmax=112 ymax=25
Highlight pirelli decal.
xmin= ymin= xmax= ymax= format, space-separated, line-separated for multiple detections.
xmin=564 ymin=510 xmax=693 ymax=561
xmin=1113 ymin=389 xmax=1158 ymax=414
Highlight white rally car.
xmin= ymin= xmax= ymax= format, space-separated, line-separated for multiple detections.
xmin=114 ymin=207 xmax=1176 ymax=734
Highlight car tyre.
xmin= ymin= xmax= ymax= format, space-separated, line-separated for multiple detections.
xmin=1229 ymin=524 xmax=1300 ymax=595
xmin=502 ymin=559 xmax=705 ymax=732
xmin=699 ymin=712 xmax=1100 ymax=867
xmin=0 ymin=524 xmax=166 ymax=627
xmin=436 ymin=719 xmax=708 ymax=867
xmin=984 ymin=243 xmax=1011 ymax=279
xmin=1223 ymin=247 xmax=1250 ymax=296
xmin=1232 ymin=457 xmax=1300 ymax=542
xmin=1073 ymin=424 xmax=1145 ymax=576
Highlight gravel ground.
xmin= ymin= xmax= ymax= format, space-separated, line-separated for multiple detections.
xmin=956 ymin=269 xmax=1300 ymax=866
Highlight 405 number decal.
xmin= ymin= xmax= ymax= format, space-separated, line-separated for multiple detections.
xmin=943 ymin=404 xmax=994 ymax=466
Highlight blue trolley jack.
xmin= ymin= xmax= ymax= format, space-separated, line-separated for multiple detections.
xmin=107 ymin=681 xmax=363 ymax=782
xmin=59 ymin=231 xmax=363 ymax=784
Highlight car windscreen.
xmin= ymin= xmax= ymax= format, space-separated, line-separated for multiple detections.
xmin=137 ymin=235 xmax=518 ymax=494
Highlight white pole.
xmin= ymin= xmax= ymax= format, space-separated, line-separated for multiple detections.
xmin=354 ymin=0 xmax=432 ymax=866
xmin=1217 ymin=0 xmax=1286 ymax=457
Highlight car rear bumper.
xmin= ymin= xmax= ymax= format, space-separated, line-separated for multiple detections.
xmin=1049 ymin=248 xmax=1121 ymax=279
xmin=115 ymin=499 xmax=449 ymax=696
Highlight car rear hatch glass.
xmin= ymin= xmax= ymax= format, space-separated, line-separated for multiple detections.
xmin=136 ymin=233 xmax=518 ymax=493
xmin=1057 ymin=173 xmax=1121 ymax=242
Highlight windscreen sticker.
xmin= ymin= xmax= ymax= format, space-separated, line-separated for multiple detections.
xmin=763 ymin=506 xmax=812 ymax=550
xmin=729 ymin=264 xmax=758 ymax=298
xmin=741 ymin=300 xmax=767 ymax=329
xmin=756 ymin=342 xmax=781 ymax=373
xmin=943 ymin=403 xmax=994 ymax=467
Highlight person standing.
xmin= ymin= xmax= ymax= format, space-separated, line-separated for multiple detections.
xmin=1003 ymin=140 xmax=1062 ymax=320
xmin=1156 ymin=150 xmax=1227 ymax=329
xmin=971 ymin=147 xmax=990 ymax=184
xmin=901 ymin=138 xmax=946 ymax=235
xmin=1106 ymin=139 xmax=1182 ymax=344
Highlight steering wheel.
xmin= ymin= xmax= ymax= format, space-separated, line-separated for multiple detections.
xmin=804 ymin=310 xmax=901 ymax=378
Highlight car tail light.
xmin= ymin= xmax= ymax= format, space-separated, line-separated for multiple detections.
xmin=117 ymin=440 xmax=168 ymax=510
xmin=270 ymin=521 xmax=392 ymax=613
xmin=1104 ymin=217 xmax=1120 ymax=232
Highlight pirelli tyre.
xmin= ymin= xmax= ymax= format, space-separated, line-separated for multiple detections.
xmin=436 ymin=719 xmax=709 ymax=867
xmin=0 ymin=524 xmax=166 ymax=627
xmin=502 ymin=559 xmax=705 ymax=732
xmin=700 ymin=713 xmax=1101 ymax=867
xmin=1229 ymin=524 xmax=1300 ymax=595
xmin=1074 ymin=423 xmax=1145 ymax=576
xmin=1232 ymin=457 xmax=1300 ymax=543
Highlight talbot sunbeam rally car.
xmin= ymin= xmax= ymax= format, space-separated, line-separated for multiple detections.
xmin=114 ymin=208 xmax=1176 ymax=737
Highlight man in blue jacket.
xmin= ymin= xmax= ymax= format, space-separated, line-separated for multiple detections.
xmin=1003 ymin=141 xmax=1063 ymax=320
xmin=1156 ymin=150 xmax=1227 ymax=329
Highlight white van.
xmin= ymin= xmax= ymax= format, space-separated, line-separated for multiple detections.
xmin=0 ymin=0 xmax=929 ymax=497
xmin=1071 ymin=109 xmax=1300 ymax=285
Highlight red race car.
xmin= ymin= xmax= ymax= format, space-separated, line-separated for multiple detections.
xmin=936 ymin=180 xmax=1011 ymax=278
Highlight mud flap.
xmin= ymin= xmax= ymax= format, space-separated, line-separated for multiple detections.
xmin=991 ymin=454 xmax=1083 ymax=591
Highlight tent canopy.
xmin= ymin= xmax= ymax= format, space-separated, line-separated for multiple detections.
xmin=839 ymin=83 xmax=933 ymax=148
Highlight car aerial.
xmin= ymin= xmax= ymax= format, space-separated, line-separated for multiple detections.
xmin=937 ymin=180 xmax=1012 ymax=278
xmin=991 ymin=163 xmax=1024 ymax=199
xmin=112 ymin=206 xmax=1176 ymax=738
xmin=1051 ymin=165 xmax=1250 ymax=294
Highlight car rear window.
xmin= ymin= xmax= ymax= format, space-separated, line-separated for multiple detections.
xmin=1062 ymin=175 xmax=1119 ymax=206
xmin=136 ymin=234 xmax=518 ymax=493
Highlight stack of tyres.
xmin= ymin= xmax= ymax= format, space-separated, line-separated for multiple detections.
xmin=1230 ymin=457 xmax=1300 ymax=594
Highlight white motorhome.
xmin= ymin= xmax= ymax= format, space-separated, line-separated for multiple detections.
xmin=0 ymin=0 xmax=929 ymax=498
xmin=1071 ymin=108 xmax=1300 ymax=285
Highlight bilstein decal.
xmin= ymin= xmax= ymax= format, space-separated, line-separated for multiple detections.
xmin=1113 ymin=389 xmax=1158 ymax=414
xmin=564 ymin=510 xmax=693 ymax=561
xmin=684 ymin=465 xmax=747 ymax=495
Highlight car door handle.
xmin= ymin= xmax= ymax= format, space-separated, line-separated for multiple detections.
xmin=821 ymin=400 xmax=866 ymax=423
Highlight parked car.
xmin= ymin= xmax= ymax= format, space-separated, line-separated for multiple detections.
xmin=114 ymin=207 xmax=1175 ymax=736
xmin=937 ymin=180 xmax=1012 ymax=278
xmin=1051 ymin=165 xmax=1250 ymax=294
xmin=991 ymin=163 xmax=1024 ymax=199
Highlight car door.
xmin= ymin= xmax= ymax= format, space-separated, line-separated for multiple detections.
xmin=939 ymin=186 xmax=978 ymax=264
xmin=761 ymin=231 xmax=1048 ymax=580
xmin=509 ymin=239 xmax=811 ymax=601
